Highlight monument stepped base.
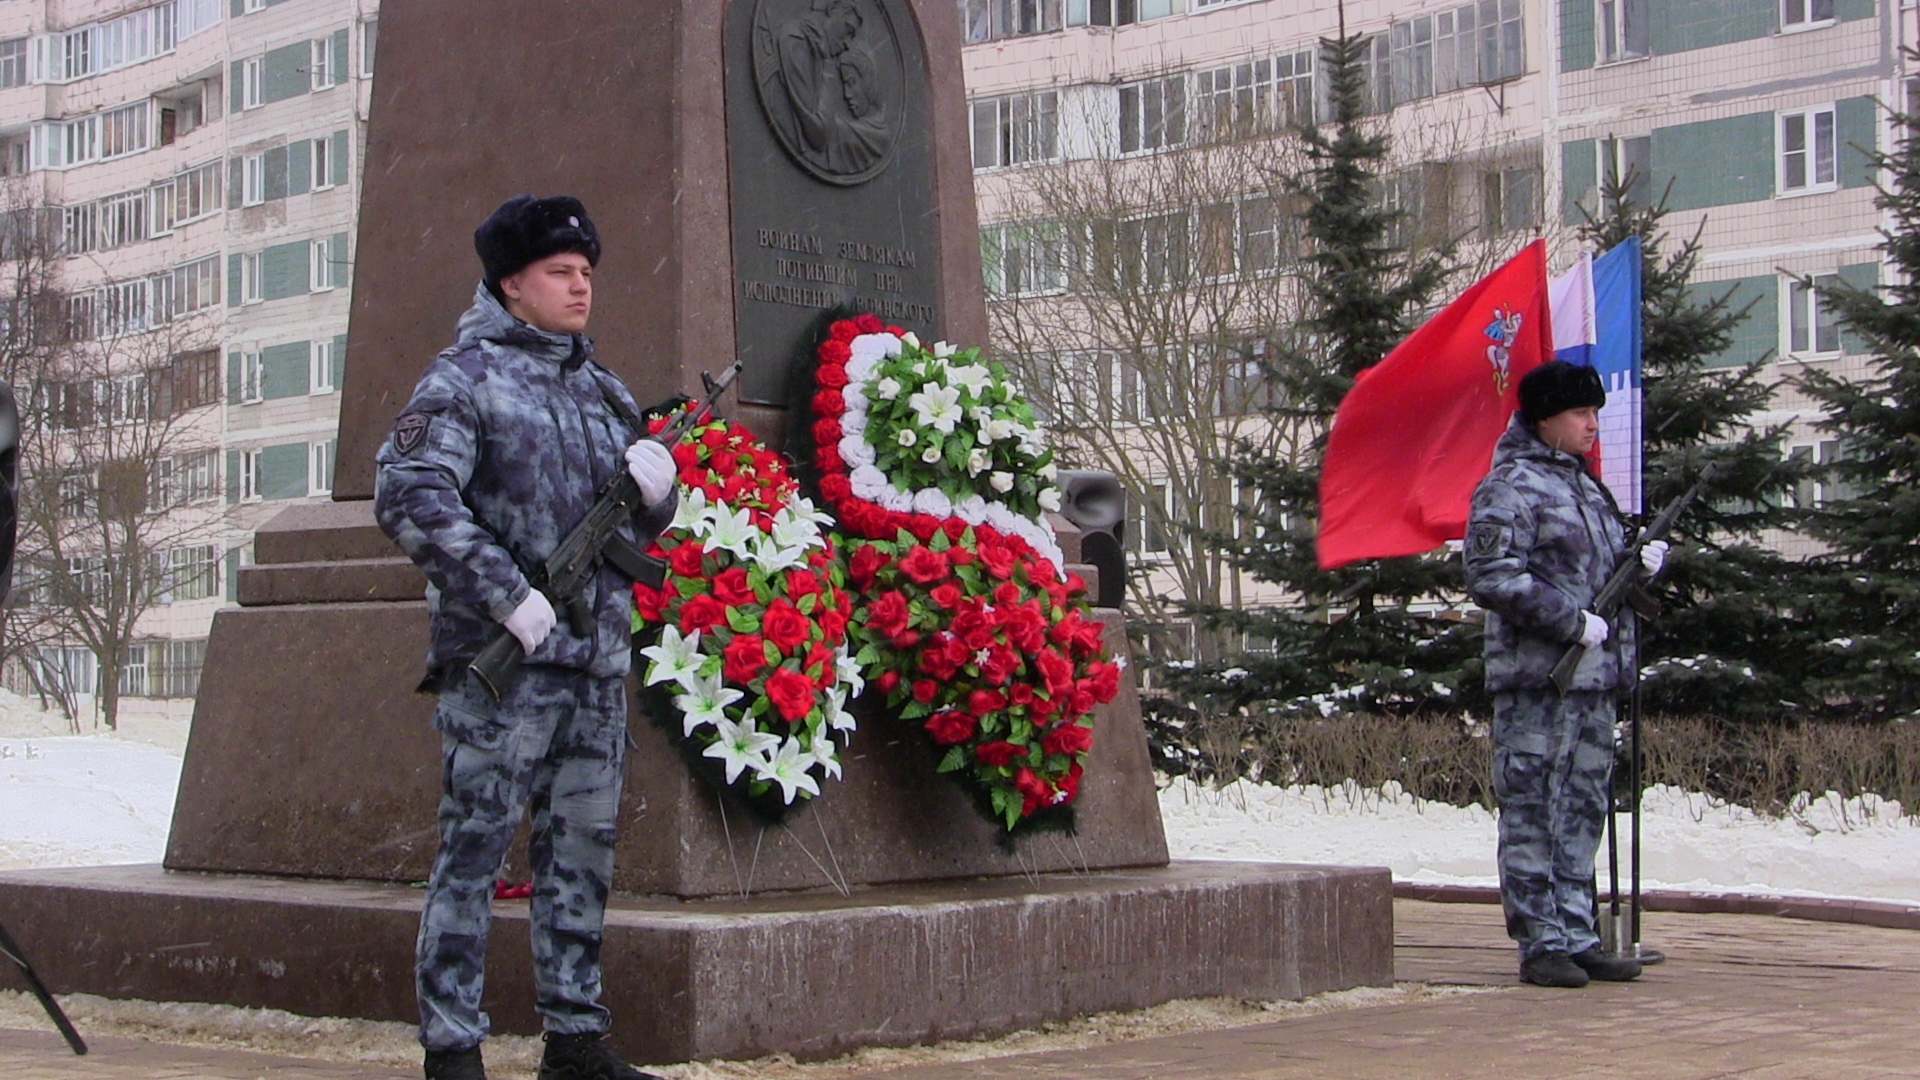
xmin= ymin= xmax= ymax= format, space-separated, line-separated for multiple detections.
xmin=0 ymin=861 xmax=1392 ymax=1065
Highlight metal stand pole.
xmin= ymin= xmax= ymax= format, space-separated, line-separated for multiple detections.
xmin=0 ymin=919 xmax=87 ymax=1055
xmin=1626 ymin=614 xmax=1664 ymax=965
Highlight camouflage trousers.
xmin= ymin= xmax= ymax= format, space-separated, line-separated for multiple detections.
xmin=416 ymin=665 xmax=628 ymax=1052
xmin=1492 ymin=687 xmax=1615 ymax=962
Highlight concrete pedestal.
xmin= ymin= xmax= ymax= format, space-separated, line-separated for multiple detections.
xmin=0 ymin=862 xmax=1393 ymax=1064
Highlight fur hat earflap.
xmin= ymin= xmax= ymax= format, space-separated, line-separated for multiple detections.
xmin=1518 ymin=360 xmax=1606 ymax=425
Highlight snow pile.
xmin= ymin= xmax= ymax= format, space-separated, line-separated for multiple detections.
xmin=1159 ymin=777 xmax=1920 ymax=905
xmin=0 ymin=735 xmax=181 ymax=870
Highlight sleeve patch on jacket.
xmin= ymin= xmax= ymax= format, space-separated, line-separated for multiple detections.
xmin=393 ymin=412 xmax=432 ymax=456
xmin=1470 ymin=522 xmax=1508 ymax=557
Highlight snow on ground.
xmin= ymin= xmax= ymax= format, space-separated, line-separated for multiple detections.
xmin=0 ymin=689 xmax=184 ymax=871
xmin=1159 ymin=777 xmax=1920 ymax=905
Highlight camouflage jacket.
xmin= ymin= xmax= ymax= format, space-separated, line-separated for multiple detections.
xmin=1465 ymin=414 xmax=1630 ymax=694
xmin=374 ymin=285 xmax=675 ymax=680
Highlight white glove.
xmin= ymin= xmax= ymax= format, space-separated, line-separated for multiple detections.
xmin=1639 ymin=539 xmax=1669 ymax=577
xmin=625 ymin=439 xmax=676 ymax=507
xmin=503 ymin=589 xmax=556 ymax=656
xmin=1577 ymin=611 xmax=1610 ymax=649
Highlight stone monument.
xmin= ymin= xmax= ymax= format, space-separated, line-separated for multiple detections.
xmin=0 ymin=0 xmax=1392 ymax=1064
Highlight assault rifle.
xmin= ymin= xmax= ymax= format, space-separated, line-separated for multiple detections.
xmin=1548 ymin=461 xmax=1720 ymax=695
xmin=468 ymin=361 xmax=742 ymax=701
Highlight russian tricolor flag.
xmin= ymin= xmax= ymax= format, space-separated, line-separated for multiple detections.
xmin=1549 ymin=238 xmax=1644 ymax=514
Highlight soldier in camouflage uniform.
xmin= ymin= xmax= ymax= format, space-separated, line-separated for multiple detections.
xmin=1464 ymin=360 xmax=1665 ymax=989
xmin=376 ymin=196 xmax=678 ymax=1080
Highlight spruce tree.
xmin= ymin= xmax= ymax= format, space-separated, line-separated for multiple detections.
xmin=1577 ymin=181 xmax=1825 ymax=720
xmin=1793 ymin=97 xmax=1920 ymax=719
xmin=1171 ymin=34 xmax=1471 ymax=719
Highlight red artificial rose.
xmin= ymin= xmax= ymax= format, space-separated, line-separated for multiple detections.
xmin=942 ymin=518 xmax=968 ymax=541
xmin=829 ymin=320 xmax=859 ymax=343
xmin=946 ymin=545 xmax=974 ymax=566
xmin=1014 ymin=766 xmax=1053 ymax=815
xmin=990 ymin=582 xmax=1019 ymax=607
xmin=898 ymin=546 xmax=948 ymax=584
xmin=818 ymin=339 xmax=852 ymax=365
xmin=722 ymin=634 xmax=767 ymax=684
xmin=1057 ymin=762 xmax=1084 ymax=804
xmin=1035 ymin=648 xmax=1075 ymax=696
xmin=634 ymin=583 xmax=665 ymax=623
xmin=813 ymin=418 xmax=843 ymax=448
xmin=919 ymin=640 xmax=962 ymax=681
xmin=1051 ymin=612 xmax=1084 ymax=647
xmin=820 ymin=475 xmax=853 ymax=504
xmin=1089 ymin=660 xmax=1121 ymax=702
xmin=924 ymin=709 xmax=977 ymax=745
xmin=974 ymin=741 xmax=1024 ymax=768
xmin=906 ymin=516 xmax=939 ymax=542
xmin=966 ymin=689 xmax=1007 ymax=716
xmin=912 ymin=678 xmax=938 ymax=704
xmin=761 ymin=598 xmax=810 ymax=654
xmin=678 ymin=594 xmax=726 ymax=634
xmin=1065 ymin=572 xmax=1088 ymax=596
xmin=819 ymin=607 xmax=848 ymax=640
xmin=1008 ymin=682 xmax=1034 ymax=706
xmin=952 ymin=608 xmax=996 ymax=652
xmin=806 ymin=640 xmax=836 ymax=684
xmin=812 ymin=389 xmax=845 ymax=417
xmin=1007 ymin=603 xmax=1048 ymax=654
xmin=876 ymin=669 xmax=901 ymax=693
xmin=672 ymin=443 xmax=700 ymax=469
xmin=647 ymin=416 xmax=669 ymax=435
xmin=700 ymin=426 xmax=729 ymax=450
xmin=668 ymin=542 xmax=706 ymax=579
xmin=721 ymin=473 xmax=751 ymax=503
xmin=1043 ymin=721 xmax=1094 ymax=757
xmin=1029 ymin=693 xmax=1058 ymax=720
xmin=1069 ymin=686 xmax=1097 ymax=716
xmin=977 ymin=542 xmax=1015 ymax=581
xmin=784 ymin=568 xmax=823 ymax=602
xmin=884 ymin=324 xmax=906 ymax=336
xmin=765 ymin=667 xmax=817 ymax=722
xmin=929 ymin=582 xmax=963 ymax=610
xmin=867 ymin=590 xmax=910 ymax=635
xmin=708 ymin=451 xmax=739 ymax=478
xmin=888 ymin=628 xmax=921 ymax=650
xmin=817 ymin=364 xmax=849 ymax=389
xmin=816 ymin=446 xmax=844 ymax=474
xmin=979 ymin=644 xmax=1021 ymax=686
xmin=854 ymin=312 xmax=884 ymax=334
xmin=848 ymin=544 xmax=891 ymax=589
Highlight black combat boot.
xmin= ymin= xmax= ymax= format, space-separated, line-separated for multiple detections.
xmin=1520 ymin=950 xmax=1590 ymax=988
xmin=538 ymin=1032 xmax=664 ymax=1080
xmin=424 ymin=1045 xmax=486 ymax=1080
xmin=1571 ymin=947 xmax=1644 ymax=982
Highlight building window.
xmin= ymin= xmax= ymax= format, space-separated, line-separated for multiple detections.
xmin=1788 ymin=439 xmax=1842 ymax=507
xmin=981 ymin=222 xmax=1066 ymax=298
xmin=961 ymin=0 xmax=1063 ymax=43
xmin=1120 ymin=75 xmax=1187 ymax=154
xmin=1194 ymin=54 xmax=1314 ymax=139
xmin=970 ymin=91 xmax=1058 ymax=169
xmin=243 ymin=0 xmax=267 ymax=13
xmin=1598 ymin=0 xmax=1650 ymax=62
xmin=173 ymin=255 xmax=221 ymax=314
xmin=309 ymin=37 xmax=335 ymax=90
xmin=241 ymin=56 xmax=262 ymax=109
xmin=62 ymin=202 xmax=98 ymax=255
xmin=1600 ymin=136 xmax=1650 ymax=211
xmin=168 ymin=545 xmax=220 ymax=602
xmin=98 ymin=190 xmax=148 ymax=250
xmin=1481 ymin=164 xmax=1541 ymax=234
xmin=239 ymin=352 xmax=263 ymax=403
xmin=311 ymin=338 xmax=338 ymax=392
xmin=360 ymin=20 xmax=377 ymax=77
xmin=311 ymin=236 xmax=340 ymax=291
xmin=310 ymin=137 xmax=332 ymax=190
xmin=311 ymin=440 xmax=336 ymax=496
xmin=175 ymin=160 xmax=222 ymax=222
xmin=1781 ymin=0 xmax=1835 ymax=31
xmin=1116 ymin=211 xmax=1191 ymax=292
xmin=242 ymin=153 xmax=265 ymax=206
xmin=240 ymin=252 xmax=263 ymax=303
xmin=1779 ymin=106 xmax=1837 ymax=195
xmin=0 ymin=38 xmax=27 ymax=88
xmin=239 ymin=449 xmax=262 ymax=500
xmin=1785 ymin=273 xmax=1841 ymax=356
xmin=1354 ymin=33 xmax=1393 ymax=114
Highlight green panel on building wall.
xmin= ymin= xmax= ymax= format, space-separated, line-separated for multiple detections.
xmin=1652 ymin=112 xmax=1774 ymax=210
xmin=264 ymin=145 xmax=289 ymax=202
xmin=260 ymin=444 xmax=309 ymax=501
xmin=260 ymin=342 xmax=310 ymax=400
xmin=225 ymin=450 xmax=240 ymax=504
xmin=1648 ymin=0 xmax=1776 ymax=56
xmin=1694 ymin=274 xmax=1777 ymax=368
xmin=289 ymin=140 xmax=310 ymax=196
xmin=226 ymin=350 xmax=243 ymax=402
xmin=1837 ymin=261 xmax=1879 ymax=353
xmin=333 ymin=334 xmax=348 ymax=387
xmin=228 ymin=157 xmax=242 ymax=208
xmin=1835 ymin=0 xmax=1874 ymax=20
xmin=330 ymin=130 xmax=348 ymax=187
xmin=229 ymin=60 xmax=243 ymax=111
xmin=1561 ymin=0 xmax=1595 ymax=71
xmin=1837 ymin=97 xmax=1878 ymax=189
xmin=1562 ymin=139 xmax=1596 ymax=224
xmin=230 ymin=0 xmax=244 ymax=18
xmin=261 ymin=241 xmax=310 ymax=300
xmin=262 ymin=43 xmax=309 ymax=104
xmin=330 ymin=232 xmax=350 ymax=286
xmin=226 ymin=255 xmax=241 ymax=309
xmin=332 ymin=29 xmax=349 ymax=83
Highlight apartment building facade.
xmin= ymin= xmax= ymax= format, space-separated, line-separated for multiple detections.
xmin=959 ymin=0 xmax=1912 ymax=647
xmin=0 ymin=0 xmax=375 ymax=718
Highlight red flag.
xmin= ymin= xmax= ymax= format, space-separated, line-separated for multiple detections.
xmin=1316 ymin=240 xmax=1554 ymax=570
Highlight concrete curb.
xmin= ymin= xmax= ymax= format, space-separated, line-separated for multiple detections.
xmin=1393 ymin=883 xmax=1920 ymax=931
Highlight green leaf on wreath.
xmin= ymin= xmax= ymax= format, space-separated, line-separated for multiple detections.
xmin=798 ymin=593 xmax=818 ymax=615
xmin=1011 ymin=717 xmax=1031 ymax=743
xmin=901 ymin=701 xmax=932 ymax=719
xmin=937 ymin=745 xmax=965 ymax=773
xmin=725 ymin=605 xmax=758 ymax=634
xmin=763 ymin=640 xmax=782 ymax=666
xmin=928 ymin=529 xmax=950 ymax=554
xmin=855 ymin=644 xmax=880 ymax=665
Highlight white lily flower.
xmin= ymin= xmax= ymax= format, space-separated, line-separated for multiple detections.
xmin=984 ymin=418 xmax=1015 ymax=443
xmin=875 ymin=376 xmax=902 ymax=401
xmin=933 ymin=341 xmax=957 ymax=358
xmin=831 ymin=658 xmax=864 ymax=703
xmin=969 ymin=406 xmax=994 ymax=427
xmin=901 ymin=331 xmax=921 ymax=348
xmin=896 ymin=427 xmax=918 ymax=447
xmin=701 ymin=504 xmax=758 ymax=559
xmin=753 ymin=737 xmax=823 ymax=804
xmin=770 ymin=507 xmax=822 ymax=553
xmin=752 ymin=533 xmax=808 ymax=573
xmin=806 ymin=734 xmax=843 ymax=781
xmin=671 ymin=487 xmax=711 ymax=533
xmin=639 ymin=626 xmax=705 ymax=691
xmin=966 ymin=448 xmax=990 ymax=476
xmin=675 ymin=670 xmax=744 ymax=737
xmin=702 ymin=715 xmax=781 ymax=784
xmin=1039 ymin=460 xmax=1058 ymax=481
xmin=945 ymin=364 xmax=993 ymax=399
xmin=908 ymin=383 xmax=964 ymax=434
xmin=1038 ymin=487 xmax=1063 ymax=512
xmin=989 ymin=471 xmax=1014 ymax=493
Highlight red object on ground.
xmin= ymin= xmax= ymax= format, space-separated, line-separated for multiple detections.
xmin=1317 ymin=240 xmax=1555 ymax=570
xmin=493 ymin=880 xmax=531 ymax=900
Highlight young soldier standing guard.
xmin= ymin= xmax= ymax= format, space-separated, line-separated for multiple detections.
xmin=1464 ymin=360 xmax=1667 ymax=989
xmin=376 ymin=196 xmax=678 ymax=1080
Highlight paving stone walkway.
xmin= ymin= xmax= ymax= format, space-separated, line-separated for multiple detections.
xmin=3 ymin=899 xmax=1916 ymax=1079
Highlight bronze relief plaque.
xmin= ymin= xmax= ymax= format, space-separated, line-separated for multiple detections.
xmin=726 ymin=0 xmax=942 ymax=405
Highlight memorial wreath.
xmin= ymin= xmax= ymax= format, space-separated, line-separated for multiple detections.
xmin=808 ymin=315 xmax=1121 ymax=831
xmin=632 ymin=412 xmax=859 ymax=814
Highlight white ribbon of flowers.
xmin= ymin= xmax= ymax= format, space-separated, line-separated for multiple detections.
xmin=837 ymin=331 xmax=1067 ymax=569
xmin=637 ymin=491 xmax=860 ymax=805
